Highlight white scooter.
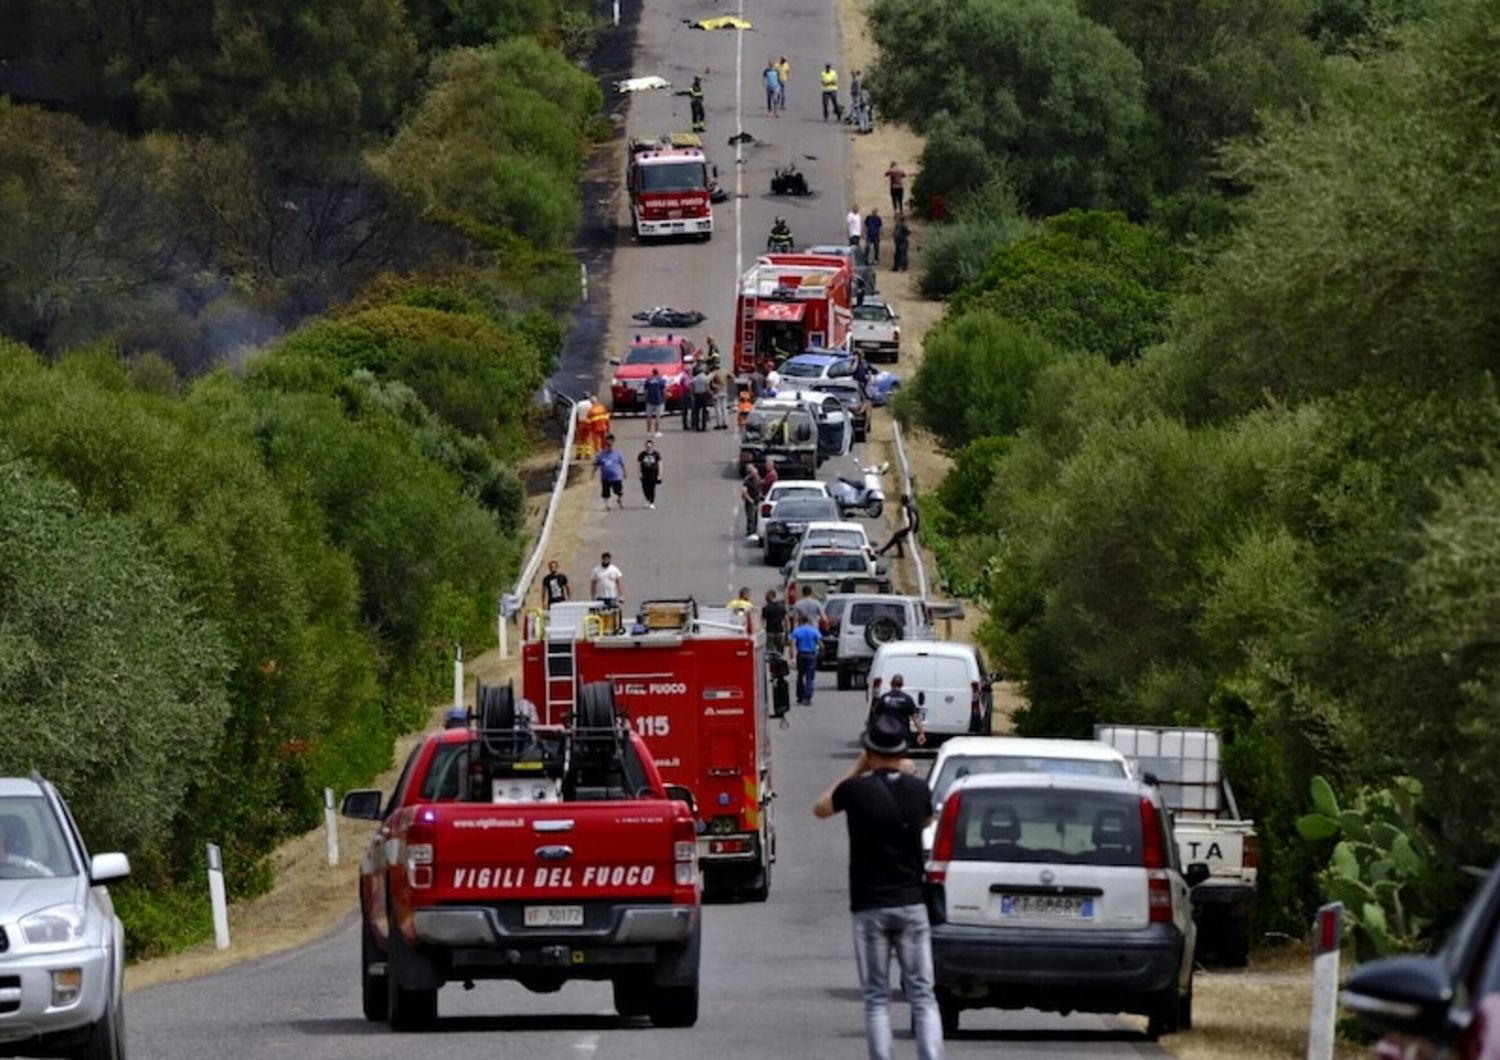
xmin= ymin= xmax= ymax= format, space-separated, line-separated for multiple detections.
xmin=831 ymin=461 xmax=888 ymax=519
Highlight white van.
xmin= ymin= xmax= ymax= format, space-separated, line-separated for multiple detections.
xmin=867 ymin=640 xmax=993 ymax=740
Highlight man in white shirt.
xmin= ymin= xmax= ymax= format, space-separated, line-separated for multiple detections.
xmin=846 ymin=205 xmax=862 ymax=247
xmin=591 ymin=551 xmax=624 ymax=609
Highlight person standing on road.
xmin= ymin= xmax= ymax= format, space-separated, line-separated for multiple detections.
xmin=637 ymin=439 xmax=663 ymax=509
xmin=727 ymin=587 xmax=755 ymax=613
xmin=593 ymin=433 xmax=627 ymax=511
xmin=687 ymin=76 xmax=706 ymax=132
xmin=763 ymin=61 xmax=782 ymax=117
xmin=790 ymin=612 xmax=824 ymax=704
xmin=821 ymin=63 xmax=840 ymax=120
xmin=542 ymin=559 xmax=571 ymax=609
xmin=762 ymin=589 xmax=789 ymax=656
xmin=740 ymin=464 xmax=763 ymax=540
xmin=711 ymin=368 xmax=729 ymax=429
xmin=776 ymin=56 xmax=791 ymax=110
xmin=884 ymin=161 xmax=906 ymax=215
xmin=792 ymin=585 xmax=825 ymax=630
xmin=892 ymin=217 xmax=911 ymax=272
xmin=868 ymin=674 xmax=927 ymax=748
xmin=590 ymin=552 xmax=624 ymax=610
xmin=847 ymin=204 xmax=862 ymax=248
xmin=865 ymin=208 xmax=884 ymax=266
xmin=691 ymin=364 xmax=712 ymax=431
xmin=681 ymin=367 xmax=695 ymax=430
xmin=813 ymin=715 xmax=943 ymax=1060
xmin=643 ymin=367 xmax=667 ymax=437
xmin=878 ymin=494 xmax=921 ymax=557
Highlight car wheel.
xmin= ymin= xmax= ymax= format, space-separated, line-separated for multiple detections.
xmin=938 ymin=997 xmax=960 ymax=1038
xmin=386 ymin=910 xmax=438 ymax=1032
xmin=865 ymin=617 xmax=903 ymax=649
xmin=361 ymin=917 xmax=389 ymax=1022
xmin=865 ymin=499 xmax=883 ymax=520
xmin=648 ymin=983 xmax=700 ymax=1028
xmin=741 ymin=859 xmax=771 ymax=902
xmin=73 ymin=994 xmax=124 ymax=1060
xmin=1178 ymin=974 xmax=1194 ymax=1031
xmin=836 ymin=666 xmax=851 ymax=691
xmin=1145 ymin=980 xmax=1182 ymax=1039
xmin=613 ymin=978 xmax=653 ymax=1018
xmin=1217 ymin=912 xmax=1252 ymax=967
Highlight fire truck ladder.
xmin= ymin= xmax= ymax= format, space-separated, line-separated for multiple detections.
xmin=739 ymin=291 xmax=758 ymax=366
xmin=544 ymin=635 xmax=579 ymax=721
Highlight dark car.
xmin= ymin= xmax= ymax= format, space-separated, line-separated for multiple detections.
xmin=1344 ymin=857 xmax=1500 ymax=1059
xmin=761 ymin=496 xmax=839 ymax=566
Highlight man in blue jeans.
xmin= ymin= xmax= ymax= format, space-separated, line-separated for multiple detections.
xmin=789 ymin=611 xmax=823 ymax=705
xmin=814 ymin=714 xmax=944 ymax=1060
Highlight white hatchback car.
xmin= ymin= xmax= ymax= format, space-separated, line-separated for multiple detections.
xmin=926 ymin=773 xmax=1203 ymax=1039
xmin=922 ymin=737 xmax=1135 ymax=855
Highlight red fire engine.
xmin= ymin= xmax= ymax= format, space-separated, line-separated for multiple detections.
xmin=628 ymin=135 xmax=714 ymax=240
xmin=522 ymin=600 xmax=775 ymax=901
xmin=732 ymin=253 xmax=857 ymax=377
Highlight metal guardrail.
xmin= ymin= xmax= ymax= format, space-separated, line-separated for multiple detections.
xmin=889 ymin=419 xmax=929 ymax=601
xmin=499 ymin=394 xmax=579 ymax=656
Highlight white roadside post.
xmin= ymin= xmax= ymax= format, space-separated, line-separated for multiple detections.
xmin=453 ymin=644 xmax=465 ymax=709
xmin=1306 ymin=901 xmax=1344 ymax=1060
xmin=323 ymin=788 xmax=339 ymax=867
xmin=613 ymin=0 xmax=620 ymax=26
xmin=499 ymin=593 xmax=520 ymax=660
xmin=207 ymin=843 xmax=230 ymax=950
xmin=580 ymin=262 xmax=589 ymax=302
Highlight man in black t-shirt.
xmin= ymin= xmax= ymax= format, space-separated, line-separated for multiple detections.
xmin=761 ymin=589 xmax=788 ymax=656
xmin=541 ymin=560 xmax=570 ymax=609
xmin=868 ymin=674 xmax=927 ymax=747
xmin=814 ymin=715 xmax=944 ymax=1060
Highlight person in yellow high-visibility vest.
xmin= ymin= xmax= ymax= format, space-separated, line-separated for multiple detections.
xmin=820 ymin=64 xmax=840 ymax=121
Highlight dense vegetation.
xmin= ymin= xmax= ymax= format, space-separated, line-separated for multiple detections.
xmin=895 ymin=0 xmax=1500 ymax=939
xmin=0 ymin=2 xmax=602 ymax=954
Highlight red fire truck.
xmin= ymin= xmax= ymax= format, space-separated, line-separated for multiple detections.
xmin=628 ymin=135 xmax=714 ymax=240
xmin=523 ymin=600 xmax=774 ymax=901
xmin=732 ymin=253 xmax=858 ymax=377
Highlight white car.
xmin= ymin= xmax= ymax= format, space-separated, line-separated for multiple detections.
xmin=0 ymin=776 xmax=131 ymax=1060
xmin=794 ymin=520 xmax=873 ymax=556
xmin=922 ymin=736 xmax=1134 ymax=854
xmin=926 ymin=773 xmax=1203 ymax=1038
xmin=754 ymin=480 xmax=832 ymax=543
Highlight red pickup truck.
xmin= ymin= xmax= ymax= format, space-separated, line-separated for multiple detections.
xmin=342 ymin=682 xmax=702 ymax=1031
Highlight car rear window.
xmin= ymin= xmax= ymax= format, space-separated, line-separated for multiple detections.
xmin=932 ymin=755 xmax=1127 ymax=801
xmin=850 ymin=601 xmax=907 ymax=625
xmin=775 ymin=499 xmax=839 ymax=521
xmin=798 ymin=552 xmax=868 ymax=573
xmin=949 ymin=788 xmax=1145 ymax=867
xmin=805 ymin=530 xmax=865 ymax=551
xmin=780 ymin=360 xmax=826 ymax=378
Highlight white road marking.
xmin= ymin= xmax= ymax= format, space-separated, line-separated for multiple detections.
xmin=574 ymin=1031 xmax=600 ymax=1053
xmin=734 ymin=0 xmax=745 ymax=274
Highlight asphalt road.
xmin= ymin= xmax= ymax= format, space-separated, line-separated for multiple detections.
xmin=120 ymin=0 xmax=1169 ymax=1055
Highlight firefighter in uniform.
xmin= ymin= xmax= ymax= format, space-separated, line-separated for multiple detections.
xmin=687 ymin=76 xmax=706 ymax=132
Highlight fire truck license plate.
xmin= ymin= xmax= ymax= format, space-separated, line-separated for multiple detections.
xmin=525 ymin=905 xmax=584 ymax=927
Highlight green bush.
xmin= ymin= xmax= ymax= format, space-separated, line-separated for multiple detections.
xmin=901 ymin=311 xmax=1068 ymax=449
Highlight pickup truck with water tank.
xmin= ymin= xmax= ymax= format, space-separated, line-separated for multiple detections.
xmin=1094 ymin=725 xmax=1259 ymax=965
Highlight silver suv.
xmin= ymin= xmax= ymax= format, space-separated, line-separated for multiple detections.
xmin=926 ymin=773 xmax=1205 ymax=1039
xmin=0 ymin=775 xmax=131 ymax=1060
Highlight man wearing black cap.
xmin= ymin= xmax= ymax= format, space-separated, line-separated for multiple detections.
xmin=814 ymin=716 xmax=944 ymax=1060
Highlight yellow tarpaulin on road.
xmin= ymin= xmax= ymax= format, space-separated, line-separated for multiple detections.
xmin=688 ymin=15 xmax=753 ymax=29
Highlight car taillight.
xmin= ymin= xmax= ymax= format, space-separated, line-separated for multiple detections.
xmin=926 ymin=790 xmax=963 ymax=884
xmin=1244 ymin=834 xmax=1259 ymax=870
xmin=405 ymin=812 xmax=436 ymax=889
xmin=1148 ymin=872 xmax=1173 ymax=923
xmin=871 ymin=676 xmax=883 ymax=696
xmin=1140 ymin=796 xmax=1166 ymax=869
xmin=762 ymin=503 xmax=773 ymax=515
xmin=673 ymin=815 xmax=698 ymax=890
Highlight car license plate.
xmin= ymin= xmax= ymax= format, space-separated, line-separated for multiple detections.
xmin=524 ymin=905 xmax=584 ymax=927
xmin=998 ymin=894 xmax=1093 ymax=919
